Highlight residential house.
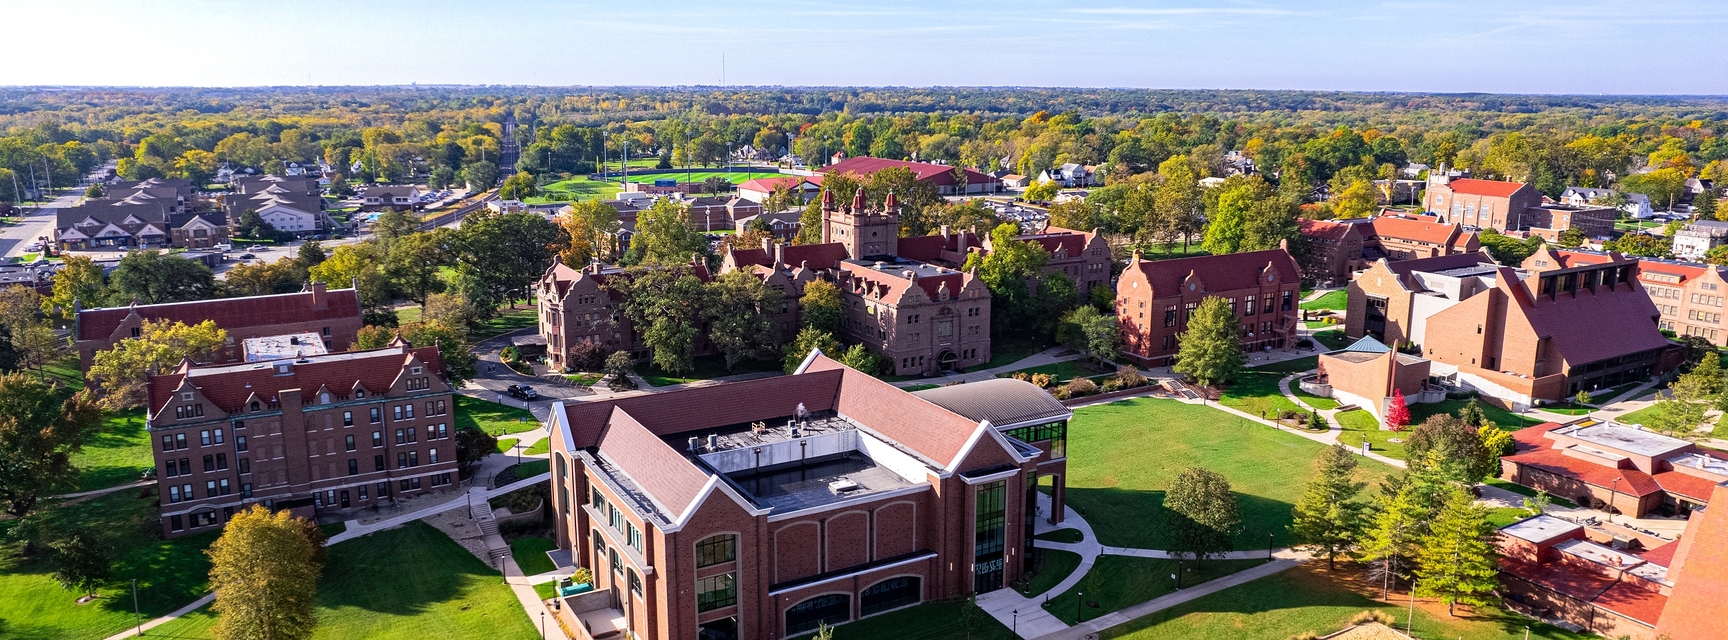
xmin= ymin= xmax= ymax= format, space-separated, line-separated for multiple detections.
xmin=360 ymin=185 xmax=422 ymax=212
xmin=1563 ymin=186 xmax=1655 ymax=219
xmin=146 ymin=341 xmax=457 ymax=538
xmin=999 ymin=174 xmax=1031 ymax=190
xmin=225 ymin=175 xmax=334 ymax=237
xmin=1035 ymin=163 xmax=1093 ymax=188
xmin=1669 ymin=221 xmax=1728 ymax=261
xmin=543 ymin=352 xmax=1066 ymax=640
xmin=74 ymin=282 xmax=364 ymax=369
xmin=1115 ymin=246 xmax=1302 ymax=368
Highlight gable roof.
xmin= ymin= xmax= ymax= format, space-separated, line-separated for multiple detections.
xmin=804 ymin=354 xmax=992 ymax=470
xmin=1297 ymin=218 xmax=1357 ymax=241
xmin=821 ymin=157 xmax=998 ymax=187
xmin=726 ymin=243 xmax=849 ymax=271
xmin=1127 ymin=248 xmax=1299 ymax=295
xmin=1444 ymin=178 xmax=1530 ymax=198
xmin=77 ymin=287 xmax=362 ymax=341
xmin=146 ymin=344 xmax=446 ymax=417
xmin=1370 ymin=215 xmax=1460 ymax=246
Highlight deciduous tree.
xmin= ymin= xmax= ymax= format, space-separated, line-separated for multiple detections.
xmin=89 ymin=319 xmax=226 ymax=410
xmin=1385 ymin=390 xmax=1410 ymax=431
xmin=43 ymin=255 xmax=106 ymax=318
xmin=0 ymin=373 xmax=104 ymax=518
xmin=1173 ymin=296 xmax=1244 ymax=388
xmin=109 ymin=250 xmax=216 ymax=304
xmin=1163 ymin=466 xmax=1241 ymax=566
xmin=627 ymin=198 xmax=707 ymax=266
xmin=1404 ymin=415 xmax=1494 ymax=484
xmin=783 ymin=327 xmax=841 ymax=373
xmin=799 ymin=279 xmax=843 ymax=335
xmin=706 ymin=271 xmax=783 ymax=371
xmin=452 ymin=211 xmax=567 ymax=314
xmin=963 ymin=223 xmax=1052 ymax=338
xmin=559 ymin=200 xmax=622 ymax=266
xmin=208 ymin=505 xmax=322 ymax=640
xmin=50 ymin=533 xmax=112 ymax=599
xmin=383 ymin=228 xmax=455 ymax=307
xmin=606 ymin=266 xmax=710 ymax=375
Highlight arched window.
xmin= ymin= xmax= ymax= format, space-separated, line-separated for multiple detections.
xmin=861 ymin=576 xmax=921 ymax=616
xmin=628 ymin=569 xmax=643 ymax=597
xmin=591 ymin=531 xmax=606 ymax=578
xmin=695 ymin=533 xmax=737 ymax=567
xmin=785 ymin=594 xmax=849 ymax=635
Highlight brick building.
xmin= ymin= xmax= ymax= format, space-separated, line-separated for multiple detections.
xmin=1346 ymin=248 xmax=1675 ymax=408
xmin=1297 ymin=219 xmax=1367 ymax=286
xmin=145 ymin=342 xmax=457 ymax=538
xmin=896 ymin=223 xmax=1110 ymax=302
xmin=819 ymin=157 xmax=1001 ymax=195
xmin=545 ymin=352 xmax=1069 ymax=640
xmin=1307 ymin=336 xmax=1432 ymax=424
xmin=1636 ymin=259 xmax=1728 ymax=345
xmin=1501 ymin=418 xmax=1724 ymax=518
xmin=535 ymin=256 xmax=716 ymax=371
xmin=74 ymin=282 xmax=364 ymax=369
xmin=1115 ymin=246 xmax=1301 ymax=368
xmin=1424 ymin=176 xmax=1616 ymax=240
xmin=1496 ymin=479 xmax=1728 ymax=640
xmin=1366 ymin=215 xmax=1480 ymax=260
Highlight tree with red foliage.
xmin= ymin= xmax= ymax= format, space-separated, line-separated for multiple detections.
xmin=1385 ymin=390 xmax=1410 ymax=432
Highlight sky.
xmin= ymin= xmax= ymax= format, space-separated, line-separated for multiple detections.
xmin=3 ymin=0 xmax=1727 ymax=94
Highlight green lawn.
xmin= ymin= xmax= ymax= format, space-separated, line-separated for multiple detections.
xmin=506 ymin=460 xmax=550 ymax=480
xmin=1134 ymin=246 xmax=1211 ymax=261
xmin=532 ymin=582 xmax=558 ymax=601
xmin=565 ymin=373 xmax=602 ymax=387
xmin=983 ymin=337 xmax=1051 ymax=370
xmin=136 ymin=521 xmax=539 ymax=640
xmin=621 ymin=169 xmax=786 ymax=186
xmin=998 ymin=360 xmax=1111 ymax=383
xmin=788 ymin=598 xmax=1010 ymax=640
xmin=1290 ymin=386 xmax=1339 ymax=410
xmin=510 ymin=536 xmax=558 ymax=576
xmin=1299 ymin=290 xmax=1348 ymax=311
xmin=641 ymin=354 xmax=782 ymax=387
xmin=470 ymin=307 xmax=539 ymax=343
xmin=1025 ymin=549 xmax=1082 ymax=597
xmin=496 ymin=437 xmax=518 ymax=453
xmin=394 ymin=305 xmax=423 ymax=325
xmin=1536 ymin=402 xmax=1594 ymax=416
xmin=1064 ymin=398 xmax=1394 ymax=551
xmin=1614 ymin=403 xmax=1663 ymax=426
xmin=454 ymin=396 xmax=541 ymax=435
xmin=1249 ymin=355 xmax=1318 ymax=373
xmin=68 ymin=408 xmax=155 ymax=492
xmin=1103 ymin=564 xmax=1592 ymax=640
xmin=1044 ymin=556 xmax=1265 ymax=625
xmin=901 ymin=384 xmax=940 ymax=392
xmin=1408 ymin=398 xmax=1544 ymax=429
xmin=1588 ymin=381 xmax=1646 ymax=404
xmin=1035 ymin=528 xmax=1084 ymax=544
xmin=530 ymin=176 xmax=621 ymax=203
xmin=1310 ymin=330 xmax=1351 ymax=351
xmin=1219 ymin=368 xmax=1306 ymax=419
xmin=1334 ymin=408 xmax=1409 ymax=460
xmin=0 ymin=491 xmax=220 ymax=640
xmin=523 ymin=438 xmax=550 ymax=455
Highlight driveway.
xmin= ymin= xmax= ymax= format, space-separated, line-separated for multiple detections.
xmin=462 ymin=329 xmax=594 ymax=422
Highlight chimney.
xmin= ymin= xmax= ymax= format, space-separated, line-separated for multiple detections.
xmin=940 ymin=224 xmax=951 ymax=239
xmin=821 ymin=188 xmax=835 ymax=211
xmin=884 ymin=190 xmax=898 ymax=211
xmin=774 ymin=242 xmax=786 ymax=265
xmin=688 ymin=436 xmax=699 ymax=452
xmin=762 ymin=236 xmax=773 ymax=254
xmin=310 ymin=281 xmax=327 ymax=309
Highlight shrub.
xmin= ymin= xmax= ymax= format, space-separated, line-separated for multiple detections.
xmin=1012 ymin=372 xmax=1031 ymax=382
xmin=1101 ymin=378 xmax=1122 ymax=392
xmin=1348 ymin=610 xmax=1394 ymax=625
xmin=1278 ymin=409 xmax=1297 ymax=420
xmin=1114 ymin=365 xmax=1145 ymax=389
xmin=1050 ymin=387 xmax=1070 ymax=400
xmin=567 ymin=341 xmax=608 ymax=372
xmin=1031 ymin=373 xmax=1054 ymax=388
xmin=1066 ymin=377 xmax=1099 ymax=397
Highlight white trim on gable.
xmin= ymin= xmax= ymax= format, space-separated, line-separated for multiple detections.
xmin=942 ymin=418 xmax=1029 ymax=474
xmin=791 ymin=347 xmax=825 ymax=375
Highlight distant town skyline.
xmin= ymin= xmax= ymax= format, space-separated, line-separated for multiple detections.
xmin=3 ymin=0 xmax=1728 ymax=93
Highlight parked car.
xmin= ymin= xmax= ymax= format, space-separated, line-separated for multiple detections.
xmin=506 ymin=384 xmax=539 ymax=400
xmin=213 ymin=242 xmax=232 ymax=252
xmin=239 ymin=252 xmax=256 ymax=259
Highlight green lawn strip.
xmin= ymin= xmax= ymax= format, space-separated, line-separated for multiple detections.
xmin=454 ymin=396 xmax=540 ymax=435
xmin=1310 ymin=330 xmax=1351 ymax=351
xmin=1024 ymin=549 xmax=1082 ymax=597
xmin=1333 ymin=409 xmax=1408 ymax=460
xmin=394 ymin=305 xmax=424 ymax=325
xmin=510 ymin=460 xmax=550 ymax=479
xmin=321 ymin=522 xmax=347 ymax=537
xmin=68 ymin=407 xmax=155 ymax=492
xmin=469 ymin=307 xmax=539 ymax=343
xmin=510 ymin=537 xmax=558 ymax=576
xmin=1299 ymin=290 xmax=1348 ymax=311
xmin=1484 ymin=479 xmax=1579 ymax=509
xmin=1134 ymin=246 xmax=1211 ymax=261
xmin=1064 ymin=398 xmax=1393 ymax=551
xmin=1102 ymin=564 xmax=1592 ymax=640
xmin=1219 ymin=369 xmax=1305 ymax=419
xmin=1615 ymin=404 xmax=1663 ymax=426
xmin=787 ymin=598 xmax=1010 ymax=640
xmin=0 ymin=491 xmax=220 ymax=640
xmin=1290 ymin=385 xmax=1339 ymax=410
xmin=620 ymin=170 xmax=786 ymax=185
xmin=900 ymin=384 xmax=940 ymax=392
xmin=140 ymin=521 xmax=541 ymax=640
xmin=982 ymin=338 xmax=1050 ymax=370
xmin=1044 ymin=556 xmax=1265 ymax=625
xmin=45 ymin=355 xmax=84 ymax=395
xmin=565 ymin=372 xmax=602 ymax=386
xmin=1588 ymin=381 xmax=1645 ymax=404
xmin=533 ymin=582 xmax=558 ymax=601
xmin=496 ymin=437 xmax=519 ymax=453
xmin=524 ymin=439 xmax=550 ymax=455
xmin=1034 ymin=528 xmax=1084 ymax=543
xmin=1486 ymin=506 xmax=1540 ymax=528
xmin=998 ymin=360 xmax=1111 ymax=383
xmin=640 ymin=354 xmax=782 ymax=387
xmin=1408 ymin=398 xmax=1544 ymax=429
xmin=1536 ymin=403 xmax=1593 ymax=416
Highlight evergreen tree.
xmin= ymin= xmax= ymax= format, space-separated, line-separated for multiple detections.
xmin=1415 ymin=488 xmax=1500 ymax=616
xmin=1173 ymin=296 xmax=1245 ymax=388
xmin=1358 ymin=478 xmax=1423 ymax=599
xmin=1292 ymin=444 xmax=1366 ymax=570
xmin=209 ymin=506 xmax=322 ymax=640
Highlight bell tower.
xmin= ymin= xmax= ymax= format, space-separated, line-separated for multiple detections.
xmin=821 ymin=188 xmax=901 ymax=259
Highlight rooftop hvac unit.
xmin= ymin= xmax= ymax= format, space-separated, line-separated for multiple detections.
xmin=828 ymin=480 xmax=861 ymax=493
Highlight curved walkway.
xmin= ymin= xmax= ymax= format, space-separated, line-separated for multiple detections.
xmin=976 ymin=491 xmax=1309 ymax=640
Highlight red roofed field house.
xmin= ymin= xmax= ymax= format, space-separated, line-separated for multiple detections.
xmin=543 ymin=352 xmax=1071 ymax=640
xmin=145 ymin=340 xmax=458 ymax=537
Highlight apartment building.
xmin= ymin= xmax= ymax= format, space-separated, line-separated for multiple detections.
xmin=1297 ymin=219 xmax=1367 ymax=286
xmin=1115 ymin=246 xmax=1301 ymax=368
xmin=74 ymin=282 xmax=364 ymax=369
xmin=1636 ymin=259 xmax=1728 ymax=345
xmin=544 ymin=352 xmax=1068 ymax=640
xmin=146 ymin=342 xmax=457 ymax=538
xmin=1346 ymin=248 xmax=1675 ymax=408
xmin=1669 ymin=220 xmax=1728 ymax=261
xmin=1425 ymin=176 xmax=1616 ymax=240
xmin=53 ymin=178 xmax=229 ymax=250
xmin=225 ymin=175 xmax=336 ymax=236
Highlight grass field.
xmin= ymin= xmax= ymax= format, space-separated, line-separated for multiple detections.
xmin=454 ymin=396 xmax=541 ymax=435
xmin=68 ymin=408 xmax=154 ymax=492
xmin=1485 ymin=478 xmax=1579 ymax=509
xmin=524 ymin=438 xmax=550 ymax=455
xmin=1290 ymin=385 xmax=1339 ymax=410
xmin=1025 ymin=550 xmax=1083 ymax=597
xmin=1035 ymin=528 xmax=1084 ymax=543
xmin=1334 ymin=408 xmax=1409 ymax=460
xmin=1614 ymin=403 xmax=1663 ymax=426
xmin=1102 ymin=564 xmax=1592 ymax=640
xmin=0 ymin=491 xmax=219 ymax=640
xmin=1300 ymin=290 xmax=1348 ymax=311
xmin=787 ymin=598 xmax=1010 ymax=640
xmin=999 ymin=360 xmax=1112 ymax=383
xmin=1064 ymin=398 xmax=1394 ymax=551
xmin=496 ymin=437 xmax=518 ymax=453
xmin=1408 ymin=398 xmax=1543 ymax=429
xmin=530 ymin=176 xmax=621 ymax=203
xmin=470 ymin=307 xmax=538 ymax=343
xmin=138 ymin=521 xmax=539 ymax=640
xmin=1310 ymin=330 xmax=1352 ymax=351
xmin=641 ymin=354 xmax=782 ymax=387
xmin=510 ymin=536 xmax=558 ymax=576
xmin=1219 ymin=356 xmax=1318 ymax=420
xmin=621 ymin=170 xmax=785 ymax=186
xmin=1044 ymin=557 xmax=1265 ymax=625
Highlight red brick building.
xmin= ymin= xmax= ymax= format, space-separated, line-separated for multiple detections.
xmin=545 ymin=352 xmax=1069 ymax=640
xmin=1633 ymin=259 xmax=1728 ymax=345
xmin=1500 ymin=419 xmax=1724 ymax=518
xmin=1297 ymin=219 xmax=1367 ymax=286
xmin=819 ymin=157 xmax=1001 ymax=195
xmin=74 ymin=282 xmax=364 ymax=369
xmin=146 ymin=342 xmax=457 ymax=538
xmin=1115 ymin=246 xmax=1302 ymax=367
xmin=536 ymin=256 xmax=716 ymax=371
xmin=1366 ymin=215 xmax=1480 ymax=260
xmin=1425 ymin=177 xmax=1616 ymax=240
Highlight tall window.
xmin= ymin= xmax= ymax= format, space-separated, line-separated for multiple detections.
xmin=973 ymin=480 xmax=1007 ymax=593
xmin=861 ymin=576 xmax=921 ymax=616
xmin=696 ymin=534 xmax=737 ymax=567
xmin=785 ymin=594 xmax=849 ymax=635
xmin=695 ymin=573 xmax=736 ymax=612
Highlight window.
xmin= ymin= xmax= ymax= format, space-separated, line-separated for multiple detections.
xmin=785 ymin=594 xmax=849 ymax=635
xmin=626 ymin=523 xmax=643 ymax=553
xmin=175 ymin=433 xmax=186 ymax=449
xmin=407 ymin=427 xmax=417 ymax=443
xmin=171 ymin=515 xmax=183 ymax=531
xmin=370 ymin=408 xmax=381 ymax=423
xmin=973 ymin=480 xmax=1007 ymax=593
xmin=218 ymin=478 xmax=230 ymax=495
xmin=200 ymin=430 xmax=212 ymax=446
xmin=242 ymin=483 xmax=252 ymax=498
xmin=213 ymin=428 xmax=224 ymax=444
xmin=404 ymin=404 xmax=414 ymax=419
xmin=696 ymin=573 xmax=737 ymax=612
xmin=192 ymin=511 xmax=217 ymax=527
xmin=1163 ymin=309 xmax=1177 ymax=327
xmin=397 ymin=453 xmax=408 ymax=469
xmin=372 ymin=431 xmax=383 ymax=447
xmin=628 ymin=569 xmax=642 ymax=597
xmin=696 ymin=534 xmax=737 ymax=567
xmin=358 ymin=485 xmax=368 ymax=501
xmin=408 ymin=451 xmax=418 ymax=467
xmin=216 ymin=453 xmax=228 ymax=470
xmin=235 ymin=436 xmax=247 ymax=452
xmin=861 ymin=576 xmax=921 ymax=616
xmin=161 ymin=435 xmax=174 ymax=452
xmin=610 ymin=504 xmax=625 ymax=531
xmin=345 ymin=435 xmax=356 ymax=451
xmin=238 ymin=458 xmax=250 ymax=475
xmin=1243 ymin=295 xmax=1256 ymax=316
xmin=429 ymin=448 xmax=438 ymax=464
xmin=393 ymin=406 xmax=403 ymax=421
xmin=169 ymin=485 xmax=183 ymax=502
xmin=206 ymin=480 xmax=217 ymax=495
xmin=343 ymin=411 xmax=353 ymax=426
xmin=395 ymin=429 xmax=405 ymax=445
xmin=204 ymin=455 xmax=215 ymax=472
xmin=347 ymin=459 xmax=358 ymax=475
xmin=165 ymin=459 xmax=179 ymax=477
xmin=375 ymin=455 xmax=385 ymax=471
xmin=609 ymin=548 xmax=622 ymax=576
xmin=433 ymin=423 xmax=448 ymax=439
xmin=1004 ymin=421 xmax=1067 ymax=459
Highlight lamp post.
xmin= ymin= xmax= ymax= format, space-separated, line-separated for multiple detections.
xmin=540 ymin=611 xmax=546 ymax=639
xmin=1609 ymin=478 xmax=1621 ymax=523
xmin=133 ymin=578 xmax=142 ymax=636
xmin=1075 ymin=591 xmax=1084 ymax=623
xmin=1407 ymin=580 xmax=1418 ymax=636
xmin=1012 ymin=609 xmax=1018 ymax=639
xmin=1269 ymin=533 xmax=1275 ymax=561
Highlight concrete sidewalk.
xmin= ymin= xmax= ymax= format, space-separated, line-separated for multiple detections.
xmin=1031 ymin=556 xmax=1305 ymax=640
xmin=976 ymin=494 xmax=1101 ymax=639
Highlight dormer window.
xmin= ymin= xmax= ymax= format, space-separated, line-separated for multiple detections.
xmin=356 ymin=389 xmax=366 ymax=399
xmin=251 ymin=401 xmax=260 ymax=412
xmin=320 ymin=392 xmax=331 ymax=405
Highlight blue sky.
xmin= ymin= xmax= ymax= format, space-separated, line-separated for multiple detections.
xmin=4 ymin=0 xmax=1727 ymax=93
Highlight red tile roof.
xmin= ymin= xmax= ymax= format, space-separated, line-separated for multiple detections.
xmin=1654 ymin=471 xmax=1721 ymax=502
xmin=562 ymin=369 xmax=845 ymax=449
xmin=595 ymin=406 xmax=712 ymax=518
xmin=737 ymin=176 xmax=814 ymax=193
xmin=1640 ymin=540 xmax=1680 ymax=567
xmin=1298 ymin=219 xmax=1355 ymax=241
xmin=1500 ymin=556 xmax=1618 ymax=600
xmin=146 ymin=345 xmax=446 ymax=417
xmin=79 ymin=288 xmax=362 ymax=341
xmin=1127 ymin=248 xmax=1300 ymax=296
xmin=1637 ymin=259 xmax=1715 ymax=283
xmin=1513 ymin=271 xmax=1669 ymax=367
xmin=1445 ymin=178 xmax=1530 ymax=198
xmin=1592 ymin=581 xmax=1669 ymax=625
xmin=820 ymin=157 xmax=998 ymax=187
xmin=1370 ymin=216 xmax=1460 ymax=246
xmin=839 ymin=262 xmax=970 ymax=303
xmin=726 ymin=243 xmax=850 ymax=271
xmin=1503 ymin=447 xmax=1664 ymax=496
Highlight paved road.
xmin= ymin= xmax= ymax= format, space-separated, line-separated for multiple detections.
xmin=1 ymin=189 xmax=80 ymax=260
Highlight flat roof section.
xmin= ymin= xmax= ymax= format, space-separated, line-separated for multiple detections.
xmin=242 ymin=332 xmax=328 ymax=362
xmin=1557 ymin=424 xmax=1691 ymax=459
xmin=724 ymin=452 xmax=915 ymax=511
xmin=1500 ymin=514 xmax=1582 ymax=545
xmin=1669 ymin=452 xmax=1728 ymax=477
xmin=1556 ymin=538 xmax=1646 ymax=570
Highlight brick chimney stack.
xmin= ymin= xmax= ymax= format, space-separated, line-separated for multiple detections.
xmin=310 ymin=281 xmax=327 ymax=309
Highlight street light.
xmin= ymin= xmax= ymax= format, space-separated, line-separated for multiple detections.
xmin=1011 ymin=609 xmax=1018 ymax=639
xmin=133 ymin=578 xmax=142 ymax=636
xmin=1609 ymin=477 xmax=1621 ymax=523
xmin=540 ymin=611 xmax=546 ymax=639
xmin=1075 ymin=591 xmax=1084 ymax=623
xmin=1268 ymin=533 xmax=1275 ymax=561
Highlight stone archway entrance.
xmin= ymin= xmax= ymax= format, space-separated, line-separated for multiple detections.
xmin=937 ymin=349 xmax=959 ymax=371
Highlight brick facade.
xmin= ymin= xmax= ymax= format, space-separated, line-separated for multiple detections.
xmin=74 ymin=282 xmax=365 ymax=369
xmin=1116 ymin=246 xmax=1301 ymax=367
xmin=1636 ymin=259 xmax=1728 ymax=345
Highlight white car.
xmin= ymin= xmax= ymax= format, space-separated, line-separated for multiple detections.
xmin=24 ymin=242 xmax=43 ymax=252
xmin=213 ymin=243 xmax=232 ymax=252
